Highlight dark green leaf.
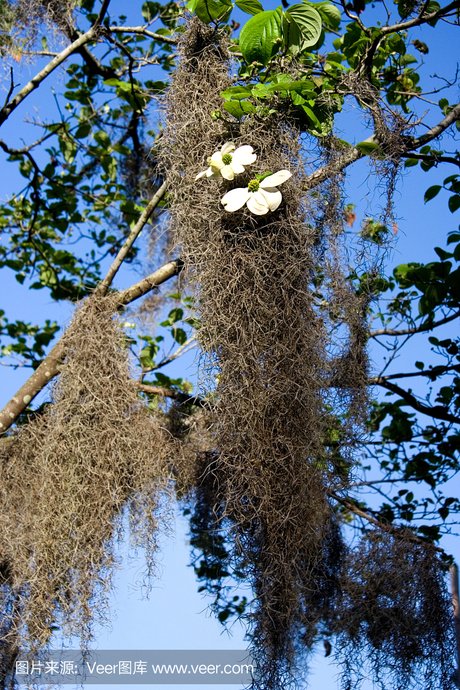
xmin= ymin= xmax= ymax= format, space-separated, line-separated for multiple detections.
xmin=239 ymin=10 xmax=282 ymax=64
xmin=186 ymin=0 xmax=233 ymax=23
xmin=235 ymin=0 xmax=263 ymax=14
xmin=448 ymin=194 xmax=460 ymax=213
xmin=424 ymin=185 xmax=442 ymax=202
xmin=284 ymin=3 xmax=322 ymax=51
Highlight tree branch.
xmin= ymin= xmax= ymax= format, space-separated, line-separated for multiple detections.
xmin=109 ymin=25 xmax=178 ymax=45
xmin=116 ymin=259 xmax=182 ymax=305
xmin=407 ymin=102 xmax=460 ymax=149
xmin=303 ymin=100 xmax=460 ymax=191
xmin=97 ymin=181 xmax=167 ymax=295
xmin=304 ymin=146 xmax=363 ymax=189
xmin=0 ymin=259 xmax=182 ymax=435
xmin=372 ymin=377 xmax=460 ymax=424
xmin=0 ymin=0 xmax=111 ymax=128
xmin=330 ymin=492 xmax=446 ymax=553
xmin=380 ymin=0 xmax=460 ymax=34
xmin=376 ymin=364 xmax=460 ymax=381
xmin=370 ymin=309 xmax=460 ymax=337
xmin=400 ymin=152 xmax=460 ymax=168
xmin=137 ymin=384 xmax=205 ymax=407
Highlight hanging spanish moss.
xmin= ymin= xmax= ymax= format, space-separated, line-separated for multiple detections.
xmin=332 ymin=530 xmax=455 ymax=690
xmin=0 ymin=0 xmax=78 ymax=54
xmin=159 ymin=17 xmax=369 ymax=688
xmin=159 ymin=15 xmax=455 ymax=690
xmin=0 ymin=295 xmax=170 ymax=654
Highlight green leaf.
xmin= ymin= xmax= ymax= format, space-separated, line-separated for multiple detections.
xmin=235 ymin=0 xmax=263 ymax=14
xmin=186 ymin=0 xmax=233 ymax=23
xmin=172 ymin=327 xmax=188 ymax=345
xmin=221 ymin=85 xmax=253 ymax=100
xmin=223 ymin=99 xmax=255 ymax=118
xmin=448 ymin=194 xmax=460 ymax=213
xmin=239 ymin=10 xmax=282 ymax=65
xmin=434 ymin=247 xmax=452 ymax=261
xmin=356 ymin=139 xmax=380 ymax=154
xmin=284 ymin=3 xmax=322 ymax=51
xmin=307 ymin=1 xmax=340 ymax=29
xmin=424 ymin=185 xmax=442 ymax=202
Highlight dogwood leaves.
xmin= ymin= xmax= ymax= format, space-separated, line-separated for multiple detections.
xmin=239 ymin=10 xmax=283 ymax=65
xmin=239 ymin=3 xmax=323 ymax=65
xmin=186 ymin=0 xmax=232 ymax=24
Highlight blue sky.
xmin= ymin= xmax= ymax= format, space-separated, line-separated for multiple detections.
xmin=0 ymin=0 xmax=459 ymax=688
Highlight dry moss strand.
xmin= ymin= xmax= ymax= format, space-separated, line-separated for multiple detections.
xmin=0 ymin=295 xmax=170 ymax=651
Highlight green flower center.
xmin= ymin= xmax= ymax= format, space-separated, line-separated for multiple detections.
xmin=222 ymin=153 xmax=233 ymax=165
xmin=248 ymin=179 xmax=260 ymax=192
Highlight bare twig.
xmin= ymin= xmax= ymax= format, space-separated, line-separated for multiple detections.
xmin=145 ymin=336 xmax=196 ymax=373
xmin=370 ymin=310 xmax=460 ymax=337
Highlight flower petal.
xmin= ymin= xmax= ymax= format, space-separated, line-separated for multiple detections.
xmin=259 ymin=187 xmax=282 ymax=211
xmin=210 ymin=152 xmax=224 ymax=169
xmin=231 ymin=161 xmax=245 ymax=175
xmin=195 ymin=170 xmax=207 ymax=180
xmin=247 ymin=192 xmax=269 ymax=215
xmin=221 ymin=142 xmax=236 ymax=155
xmin=221 ymin=187 xmax=250 ymax=212
xmin=232 ymin=145 xmax=257 ymax=166
xmin=260 ymin=170 xmax=292 ymax=188
xmin=221 ymin=165 xmax=235 ymax=180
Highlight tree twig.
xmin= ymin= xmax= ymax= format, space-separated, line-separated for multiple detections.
xmin=372 ymin=377 xmax=460 ymax=424
xmin=375 ymin=364 xmax=460 ymax=380
xmin=370 ymin=310 xmax=460 ymax=337
xmin=330 ymin=492 xmax=446 ymax=553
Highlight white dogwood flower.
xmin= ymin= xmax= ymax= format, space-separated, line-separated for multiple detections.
xmin=195 ymin=142 xmax=257 ymax=181
xmin=221 ymin=170 xmax=292 ymax=215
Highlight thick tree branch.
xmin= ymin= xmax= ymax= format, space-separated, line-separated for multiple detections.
xmin=372 ymin=377 xmax=460 ymax=424
xmin=370 ymin=309 xmax=460 ymax=337
xmin=0 ymin=0 xmax=111 ymax=128
xmin=304 ymin=146 xmax=363 ymax=189
xmin=0 ymin=259 xmax=182 ymax=435
xmin=116 ymin=259 xmax=182 ymax=305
